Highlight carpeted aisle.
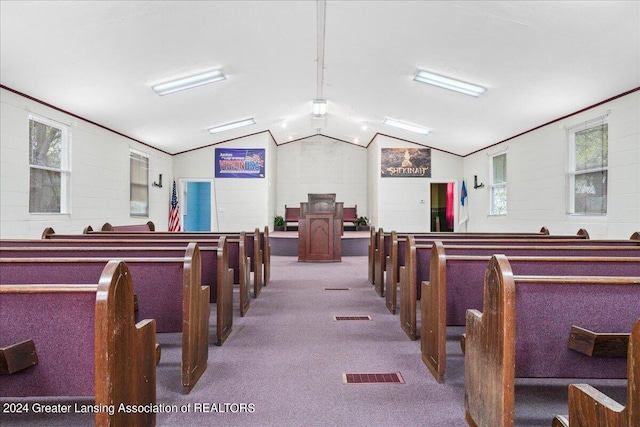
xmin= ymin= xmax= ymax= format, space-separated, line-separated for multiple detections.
xmin=157 ymin=255 xmax=468 ymax=426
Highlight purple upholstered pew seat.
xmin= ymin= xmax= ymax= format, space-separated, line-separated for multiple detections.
xmin=0 ymin=261 xmax=156 ymax=426
xmin=1 ymin=289 xmax=97 ymax=397
xmin=0 ymin=257 xmax=187 ymax=332
xmin=42 ymin=228 xmax=263 ymax=299
xmin=400 ymin=238 xmax=640 ymax=339
xmin=0 ymin=249 xmax=211 ymax=393
xmin=420 ymin=240 xmax=640 ymax=381
xmin=464 ymin=255 xmax=640 ymax=427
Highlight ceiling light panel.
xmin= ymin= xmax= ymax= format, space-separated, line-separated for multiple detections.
xmin=312 ymin=99 xmax=327 ymax=116
xmin=152 ymin=69 xmax=226 ymax=96
xmin=383 ymin=118 xmax=431 ymax=135
xmin=207 ymin=118 xmax=256 ymax=134
xmin=414 ymin=70 xmax=486 ymax=97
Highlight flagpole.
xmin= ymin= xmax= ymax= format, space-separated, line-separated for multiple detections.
xmin=169 ymin=180 xmax=181 ymax=232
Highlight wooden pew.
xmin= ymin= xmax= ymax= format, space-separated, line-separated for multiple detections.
xmin=343 ymin=205 xmax=358 ymax=228
xmin=82 ymin=228 xmax=260 ymax=290
xmin=368 ymin=227 xmax=376 ymax=284
xmin=284 ymin=205 xmax=300 ymax=231
xmin=370 ymin=226 xmax=554 ymax=289
xmin=421 ymin=241 xmax=640 ymax=381
xmin=286 ymin=204 xmax=356 ymax=230
xmin=260 ymin=226 xmax=271 ymax=286
xmin=401 ymin=237 xmax=640 ymax=341
xmin=0 ymin=243 xmax=213 ymax=393
xmin=100 ymin=221 xmax=155 ymax=231
xmin=44 ymin=226 xmax=266 ymax=298
xmin=0 ymin=260 xmax=157 ymax=426
xmin=464 ymin=255 xmax=640 ymax=427
xmin=4 ymin=235 xmax=249 ymax=318
xmin=387 ymin=231 xmax=639 ymax=315
xmin=371 ymin=226 xmax=589 ymax=298
xmin=552 ymin=318 xmax=640 ymax=427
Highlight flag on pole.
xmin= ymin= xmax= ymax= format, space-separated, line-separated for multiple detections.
xmin=169 ymin=180 xmax=181 ymax=232
xmin=459 ymin=180 xmax=469 ymax=225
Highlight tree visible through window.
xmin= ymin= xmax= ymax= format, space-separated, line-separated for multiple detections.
xmin=569 ymin=120 xmax=608 ymax=215
xmin=29 ymin=115 xmax=69 ymax=213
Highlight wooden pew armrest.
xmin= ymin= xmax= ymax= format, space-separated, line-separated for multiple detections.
xmin=0 ymin=339 xmax=38 ymax=374
xmin=567 ymin=383 xmax=626 ymax=422
xmin=568 ymin=325 xmax=629 ymax=357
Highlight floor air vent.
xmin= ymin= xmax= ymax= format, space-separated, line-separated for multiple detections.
xmin=342 ymin=372 xmax=405 ymax=384
xmin=324 ymin=287 xmax=350 ymax=291
xmin=333 ymin=315 xmax=372 ymax=321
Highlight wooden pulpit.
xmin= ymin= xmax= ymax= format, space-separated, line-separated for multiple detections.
xmin=298 ymin=193 xmax=343 ymax=262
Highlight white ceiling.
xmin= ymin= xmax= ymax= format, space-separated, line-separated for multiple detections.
xmin=1 ymin=1 xmax=639 ymax=156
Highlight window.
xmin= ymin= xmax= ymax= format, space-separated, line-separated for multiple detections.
xmin=568 ymin=119 xmax=608 ymax=215
xmin=29 ymin=115 xmax=70 ymax=213
xmin=489 ymin=152 xmax=507 ymax=215
xmin=130 ymin=149 xmax=149 ymax=217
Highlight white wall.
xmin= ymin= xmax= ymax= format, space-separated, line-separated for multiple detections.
xmin=0 ymin=88 xmax=172 ymax=238
xmin=463 ymin=91 xmax=639 ymax=239
xmin=276 ymin=136 xmax=368 ymax=217
xmin=371 ymin=135 xmax=464 ymax=232
xmin=3 ymin=87 xmax=637 ymax=239
xmin=172 ymin=132 xmax=272 ymax=231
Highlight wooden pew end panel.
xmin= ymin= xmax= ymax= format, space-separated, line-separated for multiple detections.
xmin=41 ymin=227 xmax=55 ymax=239
xmin=568 ymin=325 xmax=629 ymax=358
xmin=0 ymin=339 xmax=38 ymax=374
xmin=566 ymin=383 xmax=626 ymax=426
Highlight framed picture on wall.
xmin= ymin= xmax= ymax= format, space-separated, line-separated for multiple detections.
xmin=381 ymin=148 xmax=431 ymax=177
xmin=215 ymin=148 xmax=265 ymax=178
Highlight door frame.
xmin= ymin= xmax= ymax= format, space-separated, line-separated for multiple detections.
xmin=178 ymin=178 xmax=218 ymax=232
xmin=429 ymin=180 xmax=459 ymax=232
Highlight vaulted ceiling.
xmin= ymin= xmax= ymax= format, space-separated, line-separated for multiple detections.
xmin=1 ymin=1 xmax=638 ymax=156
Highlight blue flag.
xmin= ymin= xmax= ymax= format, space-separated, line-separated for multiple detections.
xmin=459 ymin=180 xmax=469 ymax=224
xmin=460 ymin=181 xmax=468 ymax=206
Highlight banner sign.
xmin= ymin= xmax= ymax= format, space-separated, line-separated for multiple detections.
xmin=215 ymin=148 xmax=265 ymax=178
xmin=381 ymin=148 xmax=431 ymax=177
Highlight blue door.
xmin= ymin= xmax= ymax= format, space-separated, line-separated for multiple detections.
xmin=183 ymin=181 xmax=211 ymax=231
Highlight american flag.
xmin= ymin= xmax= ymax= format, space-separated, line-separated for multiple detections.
xmin=169 ymin=180 xmax=181 ymax=232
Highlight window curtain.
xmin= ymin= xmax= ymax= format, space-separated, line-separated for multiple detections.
xmin=446 ymin=182 xmax=454 ymax=230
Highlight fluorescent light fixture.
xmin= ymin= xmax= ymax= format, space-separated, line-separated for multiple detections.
xmin=152 ymin=69 xmax=226 ymax=96
xmin=207 ymin=118 xmax=256 ymax=134
xmin=413 ymin=70 xmax=486 ymax=97
xmin=312 ymin=99 xmax=327 ymax=116
xmin=383 ymin=118 xmax=431 ymax=135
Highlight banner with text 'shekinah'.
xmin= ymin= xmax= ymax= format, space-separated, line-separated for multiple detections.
xmin=215 ymin=148 xmax=265 ymax=178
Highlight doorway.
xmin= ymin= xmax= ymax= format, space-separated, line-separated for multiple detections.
xmin=180 ymin=179 xmax=217 ymax=232
xmin=430 ymin=183 xmax=454 ymax=232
